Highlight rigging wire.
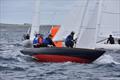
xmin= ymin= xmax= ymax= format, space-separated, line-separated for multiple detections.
xmin=75 ymin=0 xmax=90 ymax=47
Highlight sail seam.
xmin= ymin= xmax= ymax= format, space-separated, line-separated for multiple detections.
xmin=103 ymin=11 xmax=120 ymax=14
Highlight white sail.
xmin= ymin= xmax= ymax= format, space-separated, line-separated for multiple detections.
xmin=97 ymin=0 xmax=120 ymax=38
xmin=53 ymin=0 xmax=90 ymax=41
xmin=30 ymin=0 xmax=41 ymax=41
xmin=53 ymin=0 xmax=103 ymax=49
xmin=76 ymin=0 xmax=103 ymax=49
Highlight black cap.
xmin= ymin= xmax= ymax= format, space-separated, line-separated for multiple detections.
xmin=71 ymin=31 xmax=75 ymax=35
xmin=109 ymin=35 xmax=112 ymax=37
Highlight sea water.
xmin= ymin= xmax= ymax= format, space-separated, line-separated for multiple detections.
xmin=0 ymin=26 xmax=120 ymax=80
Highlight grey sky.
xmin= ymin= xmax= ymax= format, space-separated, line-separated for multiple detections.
xmin=0 ymin=0 xmax=34 ymax=24
xmin=0 ymin=0 xmax=81 ymax=24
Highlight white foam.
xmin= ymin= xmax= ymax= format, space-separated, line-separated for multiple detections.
xmin=94 ymin=54 xmax=120 ymax=64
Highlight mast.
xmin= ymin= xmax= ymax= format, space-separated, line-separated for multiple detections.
xmin=30 ymin=0 xmax=41 ymax=40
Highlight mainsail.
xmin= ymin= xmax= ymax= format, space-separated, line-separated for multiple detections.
xmin=30 ymin=0 xmax=41 ymax=41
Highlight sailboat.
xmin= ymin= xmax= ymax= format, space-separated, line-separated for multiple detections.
xmin=20 ymin=0 xmax=105 ymax=63
xmin=95 ymin=0 xmax=120 ymax=50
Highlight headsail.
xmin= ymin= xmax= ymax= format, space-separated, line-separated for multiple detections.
xmin=76 ymin=0 xmax=103 ymax=49
xmin=53 ymin=0 xmax=103 ymax=49
xmin=53 ymin=0 xmax=90 ymax=42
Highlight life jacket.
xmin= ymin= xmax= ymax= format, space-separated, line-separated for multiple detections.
xmin=33 ymin=37 xmax=38 ymax=44
xmin=65 ymin=35 xmax=73 ymax=42
xmin=43 ymin=37 xmax=51 ymax=45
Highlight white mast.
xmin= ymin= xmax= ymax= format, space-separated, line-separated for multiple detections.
xmin=30 ymin=0 xmax=41 ymax=41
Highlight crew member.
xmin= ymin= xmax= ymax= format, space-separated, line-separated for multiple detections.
xmin=107 ymin=35 xmax=115 ymax=44
xmin=33 ymin=34 xmax=39 ymax=48
xmin=65 ymin=31 xmax=76 ymax=48
xmin=43 ymin=34 xmax=56 ymax=47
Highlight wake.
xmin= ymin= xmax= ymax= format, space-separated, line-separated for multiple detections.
xmin=94 ymin=54 xmax=120 ymax=64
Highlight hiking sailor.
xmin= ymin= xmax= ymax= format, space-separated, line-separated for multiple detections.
xmin=43 ymin=34 xmax=56 ymax=47
xmin=23 ymin=34 xmax=30 ymax=40
xmin=107 ymin=35 xmax=115 ymax=44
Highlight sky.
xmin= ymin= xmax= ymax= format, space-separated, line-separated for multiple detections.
xmin=0 ymin=0 xmax=119 ymax=38
xmin=0 ymin=0 xmax=81 ymax=24
xmin=0 ymin=0 xmax=34 ymax=24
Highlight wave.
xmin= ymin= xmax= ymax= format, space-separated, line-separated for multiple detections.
xmin=115 ymin=50 xmax=120 ymax=53
xmin=0 ymin=64 xmax=26 ymax=71
xmin=0 ymin=64 xmax=9 ymax=71
xmin=94 ymin=54 xmax=120 ymax=65
xmin=0 ymin=53 xmax=27 ymax=63
xmin=0 ymin=49 xmax=5 ymax=51
xmin=0 ymin=42 xmax=22 ymax=47
xmin=0 ymin=56 xmax=20 ymax=62
xmin=6 ymin=43 xmax=23 ymax=47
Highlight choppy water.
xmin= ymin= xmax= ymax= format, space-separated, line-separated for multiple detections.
xmin=0 ymin=26 xmax=120 ymax=80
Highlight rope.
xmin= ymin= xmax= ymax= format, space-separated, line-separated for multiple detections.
xmin=96 ymin=38 xmax=107 ymax=43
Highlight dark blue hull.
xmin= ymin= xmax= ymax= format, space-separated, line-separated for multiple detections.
xmin=20 ymin=47 xmax=105 ymax=63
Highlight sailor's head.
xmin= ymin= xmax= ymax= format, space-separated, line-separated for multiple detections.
xmin=48 ymin=34 xmax=53 ymax=38
xmin=71 ymin=31 xmax=75 ymax=35
xmin=38 ymin=34 xmax=43 ymax=37
xmin=109 ymin=35 xmax=112 ymax=37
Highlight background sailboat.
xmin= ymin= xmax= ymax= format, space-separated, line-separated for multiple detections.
xmin=95 ymin=0 xmax=120 ymax=50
